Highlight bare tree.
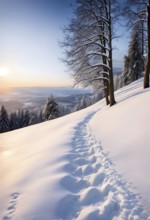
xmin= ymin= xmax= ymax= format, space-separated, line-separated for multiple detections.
xmin=62 ymin=0 xmax=118 ymax=106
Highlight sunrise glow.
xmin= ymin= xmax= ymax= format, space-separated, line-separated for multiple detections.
xmin=0 ymin=67 xmax=10 ymax=77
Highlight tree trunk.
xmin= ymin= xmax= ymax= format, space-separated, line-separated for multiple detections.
xmin=144 ymin=1 xmax=150 ymax=88
xmin=92 ymin=4 xmax=110 ymax=106
xmin=141 ymin=19 xmax=145 ymax=72
xmin=103 ymin=75 xmax=110 ymax=105
xmin=101 ymin=23 xmax=110 ymax=105
xmin=139 ymin=0 xmax=145 ymax=72
xmin=108 ymin=0 xmax=116 ymax=106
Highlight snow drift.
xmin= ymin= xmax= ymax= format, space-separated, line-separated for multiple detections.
xmin=1 ymin=78 xmax=150 ymax=220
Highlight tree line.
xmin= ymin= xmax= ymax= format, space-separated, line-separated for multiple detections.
xmin=61 ymin=0 xmax=150 ymax=106
xmin=0 ymin=95 xmax=61 ymax=133
xmin=0 ymin=94 xmax=99 ymax=133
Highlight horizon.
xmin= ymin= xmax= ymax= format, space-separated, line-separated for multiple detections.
xmin=0 ymin=0 xmax=127 ymax=88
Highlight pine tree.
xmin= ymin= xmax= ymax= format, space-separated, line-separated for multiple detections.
xmin=74 ymin=103 xmax=80 ymax=112
xmin=122 ymin=55 xmax=130 ymax=85
xmin=123 ymin=0 xmax=150 ymax=88
xmin=23 ymin=110 xmax=30 ymax=127
xmin=9 ymin=112 xmax=19 ymax=130
xmin=17 ymin=109 xmax=24 ymax=128
xmin=29 ymin=111 xmax=39 ymax=125
xmin=44 ymin=95 xmax=59 ymax=120
xmin=0 ymin=105 xmax=10 ymax=133
xmin=59 ymin=105 xmax=70 ymax=117
xmin=92 ymin=92 xmax=103 ymax=104
xmin=122 ymin=24 xmax=143 ymax=85
xmin=80 ymin=96 xmax=87 ymax=109
xmin=38 ymin=110 xmax=43 ymax=123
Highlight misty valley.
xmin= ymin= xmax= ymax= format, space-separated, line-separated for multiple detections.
xmin=0 ymin=87 xmax=93 ymax=113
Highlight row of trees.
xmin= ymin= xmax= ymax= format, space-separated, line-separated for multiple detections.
xmin=123 ymin=0 xmax=149 ymax=88
xmin=0 ymin=95 xmax=60 ymax=133
xmin=74 ymin=92 xmax=102 ymax=111
xmin=0 ymin=94 xmax=98 ymax=133
xmin=122 ymin=0 xmax=146 ymax=85
xmin=62 ymin=0 xmax=150 ymax=106
xmin=0 ymin=106 xmax=35 ymax=133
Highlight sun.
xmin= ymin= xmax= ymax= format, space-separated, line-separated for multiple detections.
xmin=0 ymin=67 xmax=10 ymax=76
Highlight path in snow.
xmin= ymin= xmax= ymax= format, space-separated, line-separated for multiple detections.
xmin=57 ymin=113 xmax=150 ymax=220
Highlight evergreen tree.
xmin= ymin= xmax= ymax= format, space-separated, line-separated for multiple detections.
xmin=74 ymin=103 xmax=80 ymax=112
xmin=74 ymin=96 xmax=92 ymax=111
xmin=80 ymin=96 xmax=87 ymax=109
xmin=122 ymin=24 xmax=143 ymax=85
xmin=23 ymin=110 xmax=30 ymax=127
xmin=17 ymin=109 xmax=24 ymax=128
xmin=9 ymin=112 xmax=19 ymax=130
xmin=0 ymin=105 xmax=10 ymax=133
xmin=123 ymin=0 xmax=150 ymax=88
xmin=29 ymin=111 xmax=39 ymax=125
xmin=38 ymin=110 xmax=44 ymax=123
xmin=122 ymin=55 xmax=130 ymax=85
xmin=92 ymin=92 xmax=103 ymax=104
xmin=59 ymin=105 xmax=70 ymax=117
xmin=44 ymin=95 xmax=59 ymax=120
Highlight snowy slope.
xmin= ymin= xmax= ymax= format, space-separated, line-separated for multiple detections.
xmin=90 ymin=79 xmax=150 ymax=213
xmin=1 ymin=78 xmax=150 ymax=220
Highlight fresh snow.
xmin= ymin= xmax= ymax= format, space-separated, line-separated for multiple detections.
xmin=1 ymin=78 xmax=150 ymax=219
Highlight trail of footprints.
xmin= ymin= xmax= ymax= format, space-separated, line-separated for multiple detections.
xmin=3 ymin=114 xmax=150 ymax=220
xmin=3 ymin=193 xmax=20 ymax=220
xmin=59 ymin=114 xmax=150 ymax=220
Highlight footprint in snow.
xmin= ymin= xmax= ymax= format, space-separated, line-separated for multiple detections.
xmin=61 ymin=175 xmax=88 ymax=193
xmin=3 ymin=192 xmax=20 ymax=220
xmin=74 ymin=158 xmax=89 ymax=166
xmin=88 ymin=172 xmax=105 ymax=186
xmin=81 ymin=164 xmax=95 ymax=176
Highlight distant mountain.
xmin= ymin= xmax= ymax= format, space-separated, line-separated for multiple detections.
xmin=0 ymin=87 xmax=93 ymax=113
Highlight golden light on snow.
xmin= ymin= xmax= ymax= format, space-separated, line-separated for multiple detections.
xmin=0 ymin=67 xmax=10 ymax=76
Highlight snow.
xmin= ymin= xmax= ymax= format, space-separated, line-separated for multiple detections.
xmin=90 ymin=79 xmax=150 ymax=212
xmin=1 ymin=78 xmax=150 ymax=219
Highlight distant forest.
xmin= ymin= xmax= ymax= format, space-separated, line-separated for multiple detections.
xmin=0 ymin=93 xmax=102 ymax=133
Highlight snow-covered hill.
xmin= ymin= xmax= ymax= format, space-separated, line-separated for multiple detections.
xmin=1 ymin=78 xmax=150 ymax=220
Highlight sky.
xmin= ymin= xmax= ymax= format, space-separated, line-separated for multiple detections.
xmin=0 ymin=0 xmax=128 ymax=88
